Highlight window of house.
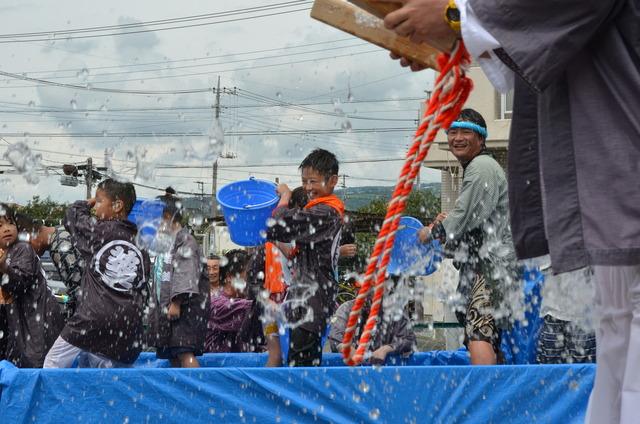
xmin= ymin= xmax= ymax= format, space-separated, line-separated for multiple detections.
xmin=500 ymin=90 xmax=514 ymax=119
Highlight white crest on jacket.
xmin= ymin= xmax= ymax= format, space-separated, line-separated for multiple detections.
xmin=94 ymin=240 xmax=145 ymax=292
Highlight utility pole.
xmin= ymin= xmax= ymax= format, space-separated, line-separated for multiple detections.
xmin=85 ymin=157 xmax=93 ymax=199
xmin=210 ymin=76 xmax=238 ymax=218
xmin=196 ymin=180 xmax=205 ymax=215
xmin=340 ymin=174 xmax=348 ymax=200
xmin=212 ymin=77 xmax=221 ymax=218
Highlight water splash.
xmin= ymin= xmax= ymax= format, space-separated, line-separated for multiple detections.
xmin=2 ymin=142 xmax=44 ymax=184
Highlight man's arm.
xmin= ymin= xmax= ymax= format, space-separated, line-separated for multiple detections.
xmin=328 ymin=302 xmax=351 ymax=353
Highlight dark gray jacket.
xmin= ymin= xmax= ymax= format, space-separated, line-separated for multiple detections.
xmin=267 ymin=203 xmax=342 ymax=335
xmin=0 ymin=242 xmax=64 ymax=367
xmin=61 ymin=201 xmax=150 ymax=364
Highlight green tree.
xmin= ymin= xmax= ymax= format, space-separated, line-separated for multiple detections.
xmin=356 ymin=189 xmax=441 ymax=222
xmin=18 ymin=196 xmax=67 ymax=225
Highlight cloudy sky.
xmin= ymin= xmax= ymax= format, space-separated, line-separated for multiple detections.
xmin=0 ymin=0 xmax=439 ymax=205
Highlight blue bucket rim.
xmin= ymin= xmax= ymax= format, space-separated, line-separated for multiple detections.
xmin=216 ymin=177 xmax=279 ymax=211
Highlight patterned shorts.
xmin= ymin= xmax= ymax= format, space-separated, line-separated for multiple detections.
xmin=463 ymin=274 xmax=501 ymax=355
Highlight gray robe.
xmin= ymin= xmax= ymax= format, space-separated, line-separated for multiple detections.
xmin=439 ymin=154 xmax=519 ymax=321
xmin=470 ymin=0 xmax=640 ymax=272
xmin=147 ymin=228 xmax=209 ymax=355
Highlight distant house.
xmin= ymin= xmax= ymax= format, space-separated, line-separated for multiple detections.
xmin=422 ymin=64 xmax=512 ymax=213
xmin=180 ymin=196 xmax=210 ymax=217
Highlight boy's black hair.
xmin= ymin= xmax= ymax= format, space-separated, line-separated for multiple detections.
xmin=97 ymin=179 xmax=137 ymax=215
xmin=219 ymin=249 xmax=249 ymax=284
xmin=288 ymin=186 xmax=308 ymax=209
xmin=156 ymin=191 xmax=182 ymax=223
xmin=457 ymin=108 xmax=488 ymax=141
xmin=299 ymin=148 xmax=339 ymax=180
xmin=0 ymin=203 xmax=18 ymax=226
xmin=0 ymin=204 xmax=44 ymax=238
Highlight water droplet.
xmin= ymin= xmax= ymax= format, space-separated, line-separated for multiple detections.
xmin=359 ymin=381 xmax=370 ymax=393
xmin=369 ymin=408 xmax=381 ymax=420
xmin=189 ymin=214 xmax=204 ymax=227
xmin=276 ymin=91 xmax=282 ymax=99
xmin=27 ymin=100 xmax=35 ymax=108
xmin=76 ymin=68 xmax=89 ymax=81
xmin=341 ymin=120 xmax=352 ymax=132
xmin=70 ymin=99 xmax=77 ymax=109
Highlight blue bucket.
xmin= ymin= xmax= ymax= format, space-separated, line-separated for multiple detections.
xmin=387 ymin=216 xmax=443 ymax=276
xmin=127 ymin=199 xmax=165 ymax=244
xmin=217 ymin=177 xmax=279 ymax=246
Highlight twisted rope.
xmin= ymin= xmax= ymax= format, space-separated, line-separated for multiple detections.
xmin=341 ymin=41 xmax=473 ymax=366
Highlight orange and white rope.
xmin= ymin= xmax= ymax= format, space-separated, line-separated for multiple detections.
xmin=341 ymin=41 xmax=473 ymax=366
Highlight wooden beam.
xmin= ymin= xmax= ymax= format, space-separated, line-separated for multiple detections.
xmin=347 ymin=0 xmax=400 ymax=19
xmin=311 ymin=0 xmax=439 ymax=70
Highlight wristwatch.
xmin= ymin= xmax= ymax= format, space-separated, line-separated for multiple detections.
xmin=444 ymin=0 xmax=461 ymax=33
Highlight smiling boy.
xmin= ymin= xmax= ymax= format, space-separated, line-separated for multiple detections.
xmin=267 ymin=149 xmax=344 ymax=366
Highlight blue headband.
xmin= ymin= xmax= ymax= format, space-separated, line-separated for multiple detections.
xmin=448 ymin=121 xmax=488 ymax=139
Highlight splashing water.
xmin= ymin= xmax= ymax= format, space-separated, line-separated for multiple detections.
xmin=2 ymin=142 xmax=44 ymax=184
xmin=125 ymin=146 xmax=155 ymax=182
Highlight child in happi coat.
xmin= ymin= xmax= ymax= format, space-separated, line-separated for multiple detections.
xmin=147 ymin=192 xmax=209 ymax=368
xmin=0 ymin=203 xmax=64 ymax=367
xmin=44 ymin=180 xmax=149 ymax=368
xmin=267 ymin=149 xmax=344 ymax=367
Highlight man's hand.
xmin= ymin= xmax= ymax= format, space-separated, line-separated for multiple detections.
xmin=339 ymin=244 xmax=357 ymax=258
xmin=276 ymin=183 xmax=292 ymax=207
xmin=433 ymin=212 xmax=448 ymax=225
xmin=380 ymin=0 xmax=458 ymax=53
xmin=390 ymin=52 xmax=430 ymax=72
xmin=418 ymin=226 xmax=431 ymax=243
xmin=167 ymin=300 xmax=181 ymax=321
xmin=370 ymin=345 xmax=395 ymax=365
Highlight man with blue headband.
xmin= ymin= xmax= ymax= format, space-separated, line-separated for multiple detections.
xmin=419 ymin=108 xmax=518 ymax=365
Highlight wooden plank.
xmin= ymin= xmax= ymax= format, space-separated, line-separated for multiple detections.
xmin=348 ymin=0 xmax=400 ymax=19
xmin=311 ymin=0 xmax=439 ymax=70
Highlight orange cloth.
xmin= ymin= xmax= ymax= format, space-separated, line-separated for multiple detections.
xmin=304 ymin=194 xmax=345 ymax=217
xmin=264 ymin=242 xmax=287 ymax=295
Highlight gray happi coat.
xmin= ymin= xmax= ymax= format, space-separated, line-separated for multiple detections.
xmin=440 ymin=154 xmax=519 ymax=321
xmin=147 ymin=228 xmax=209 ymax=355
xmin=470 ymin=0 xmax=640 ymax=272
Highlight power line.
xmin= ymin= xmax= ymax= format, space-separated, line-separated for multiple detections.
xmin=14 ymin=37 xmax=359 ymax=75
xmin=5 ymin=42 xmax=369 ymax=82
xmin=0 ymin=49 xmax=381 ymax=92
xmin=0 ymin=2 xmax=312 ymax=44
xmin=0 ymin=128 xmax=415 ymax=138
xmin=0 ymin=96 xmax=423 ymax=113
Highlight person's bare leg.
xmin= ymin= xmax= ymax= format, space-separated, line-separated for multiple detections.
xmin=468 ymin=340 xmax=497 ymax=365
xmin=169 ymin=357 xmax=181 ymax=368
xmin=265 ymin=336 xmax=282 ymax=367
xmin=178 ymin=352 xmax=200 ymax=368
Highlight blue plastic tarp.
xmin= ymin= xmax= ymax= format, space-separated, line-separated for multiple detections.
xmin=0 ymin=353 xmax=594 ymax=423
